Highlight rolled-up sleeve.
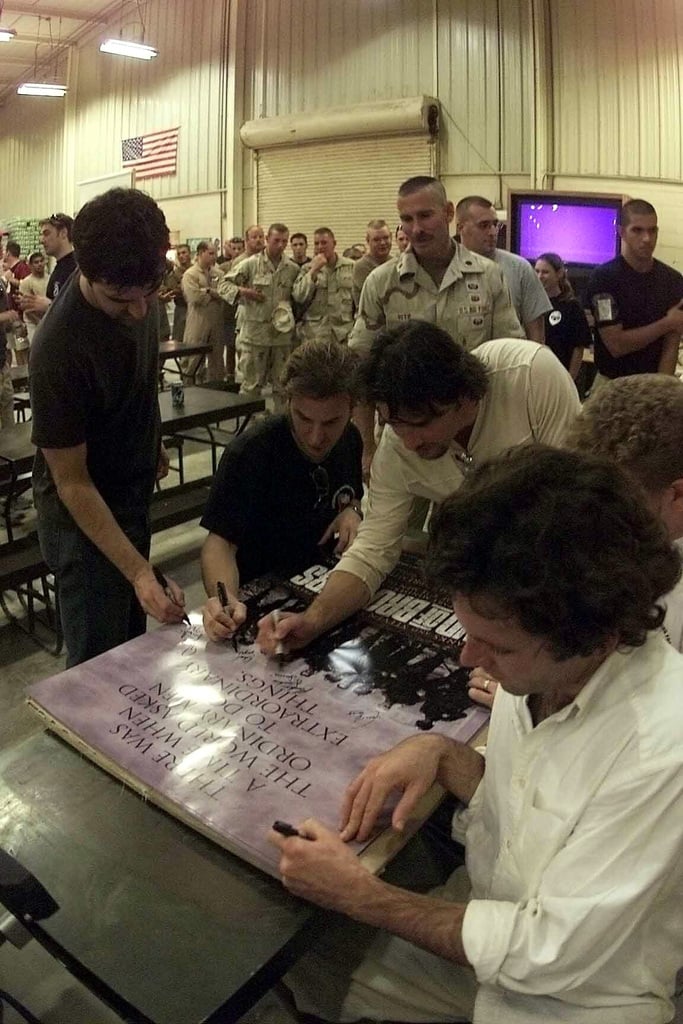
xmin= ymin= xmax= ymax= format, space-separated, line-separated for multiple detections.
xmin=348 ymin=272 xmax=387 ymax=358
xmin=527 ymin=344 xmax=581 ymax=445
xmin=332 ymin=431 xmax=415 ymax=596
xmin=292 ymin=269 xmax=316 ymax=304
xmin=462 ymin=762 xmax=683 ymax=995
xmin=217 ymin=263 xmax=249 ymax=306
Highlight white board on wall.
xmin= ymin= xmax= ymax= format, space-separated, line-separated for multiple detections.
xmin=156 ymin=193 xmax=222 ymax=248
xmin=75 ymin=171 xmax=133 ymax=213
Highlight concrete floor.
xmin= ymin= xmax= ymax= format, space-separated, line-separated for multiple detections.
xmin=0 ymin=447 xmax=302 ymax=1023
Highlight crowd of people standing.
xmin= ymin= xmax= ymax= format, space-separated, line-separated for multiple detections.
xmin=0 ymin=176 xmax=680 ymax=1024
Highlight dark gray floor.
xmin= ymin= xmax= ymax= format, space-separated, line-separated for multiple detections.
xmin=2 ymin=466 xmax=680 ymax=1023
xmin=0 ymin=511 xmax=300 ymax=1023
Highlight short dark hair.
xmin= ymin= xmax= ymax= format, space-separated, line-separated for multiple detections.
xmin=281 ymin=340 xmax=360 ymax=402
xmin=455 ymin=195 xmax=494 ymax=221
xmin=358 ymin=321 xmax=488 ymax=418
xmin=229 ymin=236 xmax=243 ymax=245
xmin=620 ymin=199 xmax=656 ymax=227
xmin=291 ymin=232 xmax=308 ymax=245
xmin=6 ymin=241 xmax=20 ymax=258
xmin=268 ymin=223 xmax=289 ymax=235
xmin=314 ymin=227 xmax=335 ymax=240
xmin=39 ymin=213 xmax=74 ymax=240
xmin=426 ymin=446 xmax=681 ymax=659
xmin=196 ymin=240 xmax=214 ymax=255
xmin=28 ymin=251 xmax=43 ymax=264
xmin=73 ymin=189 xmax=169 ymax=288
xmin=398 ymin=176 xmax=448 ymax=205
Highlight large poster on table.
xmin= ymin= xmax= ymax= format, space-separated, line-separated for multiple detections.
xmin=27 ymin=559 xmax=486 ymax=878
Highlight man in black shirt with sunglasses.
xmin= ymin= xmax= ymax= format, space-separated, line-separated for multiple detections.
xmin=200 ymin=340 xmax=363 ymax=641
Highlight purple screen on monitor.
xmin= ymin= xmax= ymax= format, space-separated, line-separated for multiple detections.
xmin=516 ymin=202 xmax=619 ymax=265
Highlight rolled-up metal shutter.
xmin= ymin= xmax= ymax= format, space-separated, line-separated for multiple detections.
xmin=241 ymin=97 xmax=439 ymax=252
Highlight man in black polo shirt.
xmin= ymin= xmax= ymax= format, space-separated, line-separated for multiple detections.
xmin=586 ymin=198 xmax=683 ymax=387
xmin=200 ymin=340 xmax=363 ymax=641
xmin=30 ymin=189 xmax=187 ymax=666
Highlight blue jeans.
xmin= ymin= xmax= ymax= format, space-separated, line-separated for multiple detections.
xmin=38 ymin=513 xmax=151 ymax=668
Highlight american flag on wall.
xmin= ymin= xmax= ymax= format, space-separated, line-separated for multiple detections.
xmin=121 ymin=127 xmax=180 ymax=181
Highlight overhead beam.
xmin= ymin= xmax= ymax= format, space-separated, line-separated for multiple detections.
xmin=2 ymin=3 xmax=109 ymax=23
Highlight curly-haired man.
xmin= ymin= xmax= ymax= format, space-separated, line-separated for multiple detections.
xmin=272 ymin=445 xmax=683 ymax=1024
xmin=30 ymin=188 xmax=187 ymax=667
xmin=470 ymin=372 xmax=683 ymax=709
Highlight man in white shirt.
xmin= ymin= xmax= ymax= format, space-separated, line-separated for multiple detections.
xmin=455 ymin=195 xmax=552 ymax=343
xmin=271 ymin=445 xmax=683 ymax=1024
xmin=470 ymin=372 xmax=683 ymax=709
xmin=258 ymin=322 xmax=580 ymax=655
xmin=18 ymin=251 xmax=49 ymax=348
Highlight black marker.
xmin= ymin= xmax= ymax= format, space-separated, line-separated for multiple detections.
xmin=274 ymin=819 xmax=313 ymax=835
xmin=272 ymin=820 xmax=312 ymax=840
xmin=153 ymin=565 xmax=191 ymax=625
xmin=216 ymin=580 xmax=243 ymax=648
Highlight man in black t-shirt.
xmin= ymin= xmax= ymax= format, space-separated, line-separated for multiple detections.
xmin=30 ymin=189 xmax=187 ymax=667
xmin=200 ymin=340 xmax=363 ymax=642
xmin=585 ymin=198 xmax=683 ymax=386
xmin=19 ymin=214 xmax=76 ymax=323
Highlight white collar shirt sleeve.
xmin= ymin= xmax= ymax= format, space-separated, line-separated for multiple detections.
xmin=460 ymin=635 xmax=683 ymax=1023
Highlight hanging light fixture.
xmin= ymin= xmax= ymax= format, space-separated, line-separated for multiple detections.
xmin=0 ymin=27 xmax=16 ymax=41
xmin=100 ymin=0 xmax=157 ymax=60
xmin=100 ymin=38 xmax=157 ymax=59
xmin=17 ymin=16 xmax=67 ymax=97
xmin=17 ymin=82 xmax=67 ymax=96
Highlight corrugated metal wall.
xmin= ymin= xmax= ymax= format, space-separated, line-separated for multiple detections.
xmin=243 ymin=0 xmax=434 ymax=120
xmin=0 ymin=96 xmax=67 ymax=219
xmin=550 ymin=0 xmax=683 ymax=182
xmin=241 ymin=0 xmax=533 ymax=206
xmin=72 ymin=0 xmax=227 ymax=201
xmin=1 ymin=0 xmax=227 ymax=220
xmin=2 ymin=0 xmax=683 ymax=256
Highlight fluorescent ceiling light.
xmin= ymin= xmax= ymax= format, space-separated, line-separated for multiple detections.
xmin=0 ymin=28 xmax=16 ymax=41
xmin=17 ymin=82 xmax=68 ymax=96
xmin=100 ymin=38 xmax=157 ymax=60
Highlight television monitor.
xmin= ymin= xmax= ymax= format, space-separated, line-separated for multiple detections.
xmin=507 ymin=191 xmax=623 ymax=268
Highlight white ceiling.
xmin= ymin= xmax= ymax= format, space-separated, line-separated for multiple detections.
xmin=0 ymin=0 xmax=131 ymax=105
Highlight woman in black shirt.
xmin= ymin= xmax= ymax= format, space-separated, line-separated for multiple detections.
xmin=535 ymin=252 xmax=592 ymax=379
